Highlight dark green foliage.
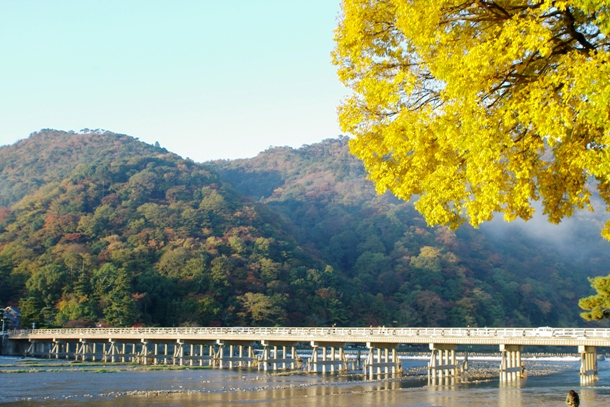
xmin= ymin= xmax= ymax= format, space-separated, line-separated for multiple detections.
xmin=579 ymin=276 xmax=610 ymax=320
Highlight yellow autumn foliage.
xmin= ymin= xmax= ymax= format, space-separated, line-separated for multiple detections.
xmin=333 ymin=0 xmax=610 ymax=238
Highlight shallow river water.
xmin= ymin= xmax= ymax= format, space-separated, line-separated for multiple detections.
xmin=1 ymin=356 xmax=610 ymax=406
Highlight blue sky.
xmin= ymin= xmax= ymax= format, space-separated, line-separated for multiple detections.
xmin=0 ymin=0 xmax=346 ymax=162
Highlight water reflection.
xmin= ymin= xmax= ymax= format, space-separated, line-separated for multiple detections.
xmin=427 ymin=375 xmax=459 ymax=387
xmin=498 ymin=379 xmax=523 ymax=407
xmin=3 ymin=357 xmax=610 ymax=407
xmin=107 ymin=381 xmax=408 ymax=407
xmin=581 ymin=387 xmax=608 ymax=406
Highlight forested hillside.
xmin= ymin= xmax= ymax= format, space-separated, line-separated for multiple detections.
xmin=214 ymin=137 xmax=610 ymax=328
xmin=0 ymin=130 xmax=348 ymax=328
xmin=1 ymin=130 xmax=609 ymax=328
xmin=0 ymin=129 xmax=169 ymax=207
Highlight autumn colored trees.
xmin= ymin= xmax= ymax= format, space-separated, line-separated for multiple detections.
xmin=333 ymin=0 xmax=610 ymax=239
xmin=2 ymin=130 xmax=609 ymax=327
xmin=216 ymin=137 xmax=610 ymax=328
xmin=0 ymin=132 xmax=345 ymax=328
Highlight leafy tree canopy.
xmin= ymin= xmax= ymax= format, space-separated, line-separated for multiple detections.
xmin=579 ymin=275 xmax=610 ymax=320
xmin=333 ymin=0 xmax=610 ymax=238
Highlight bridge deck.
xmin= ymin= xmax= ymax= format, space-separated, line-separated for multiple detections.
xmin=7 ymin=327 xmax=610 ymax=347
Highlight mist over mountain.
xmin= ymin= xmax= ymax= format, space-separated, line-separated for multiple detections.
xmin=1 ymin=130 xmax=608 ymax=328
xmin=213 ymin=136 xmax=610 ymax=327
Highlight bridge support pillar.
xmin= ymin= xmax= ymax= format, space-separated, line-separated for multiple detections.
xmin=25 ymin=340 xmax=52 ymax=358
xmin=216 ymin=340 xmax=226 ymax=368
xmin=579 ymin=345 xmax=598 ymax=385
xmin=158 ymin=343 xmax=169 ymax=365
xmin=208 ymin=345 xmax=215 ymax=367
xmin=254 ymin=341 xmax=297 ymax=372
xmin=428 ymin=343 xmax=458 ymax=384
xmin=76 ymin=339 xmax=89 ymax=361
xmin=50 ymin=340 xmax=59 ymax=359
xmin=174 ymin=339 xmax=184 ymax=366
xmin=141 ymin=340 xmax=149 ymax=365
xmin=260 ymin=342 xmax=269 ymax=371
xmin=499 ymin=344 xmax=524 ymax=382
xmin=104 ymin=339 xmax=140 ymax=363
xmin=51 ymin=339 xmax=78 ymax=359
xmin=308 ymin=341 xmax=348 ymax=374
xmin=364 ymin=342 xmax=401 ymax=379
xmin=322 ymin=346 xmax=327 ymax=373
xmin=107 ymin=339 xmax=116 ymax=363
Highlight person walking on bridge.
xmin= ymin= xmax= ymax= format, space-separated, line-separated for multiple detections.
xmin=566 ymin=390 xmax=579 ymax=407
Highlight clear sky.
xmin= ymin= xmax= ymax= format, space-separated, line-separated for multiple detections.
xmin=0 ymin=0 xmax=347 ymax=162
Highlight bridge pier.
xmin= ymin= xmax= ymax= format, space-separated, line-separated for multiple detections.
xmin=139 ymin=339 xmax=215 ymax=366
xmin=499 ymin=344 xmax=524 ymax=382
xmin=145 ymin=340 xmax=175 ymax=365
xmin=212 ymin=340 xmax=256 ymax=369
xmin=25 ymin=340 xmax=51 ymax=358
xmin=174 ymin=339 xmax=184 ymax=365
xmin=427 ymin=343 xmax=458 ymax=384
xmin=309 ymin=341 xmax=348 ymax=374
xmin=258 ymin=340 xmax=298 ymax=371
xmin=104 ymin=339 xmax=141 ymax=363
xmin=50 ymin=339 xmax=80 ymax=359
xmin=364 ymin=342 xmax=401 ymax=378
xmin=579 ymin=345 xmax=598 ymax=385
xmin=74 ymin=339 xmax=107 ymax=361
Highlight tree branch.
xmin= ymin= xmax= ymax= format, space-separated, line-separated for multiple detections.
xmin=562 ymin=8 xmax=596 ymax=51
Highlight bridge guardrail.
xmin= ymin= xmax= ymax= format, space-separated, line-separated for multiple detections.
xmin=7 ymin=327 xmax=610 ymax=340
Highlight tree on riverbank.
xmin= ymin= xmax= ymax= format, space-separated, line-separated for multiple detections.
xmin=579 ymin=275 xmax=610 ymax=320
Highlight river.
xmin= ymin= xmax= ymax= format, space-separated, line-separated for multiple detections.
xmin=1 ymin=356 xmax=609 ymax=406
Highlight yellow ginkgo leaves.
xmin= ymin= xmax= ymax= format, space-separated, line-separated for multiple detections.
xmin=333 ymin=0 xmax=610 ymax=238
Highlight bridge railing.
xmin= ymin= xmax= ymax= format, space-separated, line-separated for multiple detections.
xmin=7 ymin=327 xmax=610 ymax=340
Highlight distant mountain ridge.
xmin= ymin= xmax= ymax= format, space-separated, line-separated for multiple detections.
xmin=0 ymin=129 xmax=169 ymax=207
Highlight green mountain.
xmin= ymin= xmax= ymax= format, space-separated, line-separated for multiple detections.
xmin=0 ymin=129 xmax=170 ymax=207
xmin=0 ymin=130 xmax=345 ymax=328
xmin=213 ymin=137 xmax=610 ymax=328
xmin=1 ymin=130 xmax=609 ymax=328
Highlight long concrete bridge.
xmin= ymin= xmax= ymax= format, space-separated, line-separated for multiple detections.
xmin=3 ymin=326 xmax=609 ymax=384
